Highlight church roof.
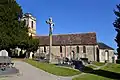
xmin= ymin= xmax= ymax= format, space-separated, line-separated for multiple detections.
xmin=98 ymin=42 xmax=114 ymax=50
xmin=23 ymin=13 xmax=36 ymax=20
xmin=36 ymin=32 xmax=97 ymax=46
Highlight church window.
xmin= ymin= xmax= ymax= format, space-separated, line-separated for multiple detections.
xmin=83 ymin=46 xmax=86 ymax=53
xmin=60 ymin=46 xmax=62 ymax=53
xmin=44 ymin=46 xmax=46 ymax=52
xmin=76 ymin=46 xmax=79 ymax=53
xmin=24 ymin=20 xmax=26 ymax=24
xmin=31 ymin=21 xmax=33 ymax=28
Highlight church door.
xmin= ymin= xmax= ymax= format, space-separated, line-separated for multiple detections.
xmin=96 ymin=48 xmax=99 ymax=62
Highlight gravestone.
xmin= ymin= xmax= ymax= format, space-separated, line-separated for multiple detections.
xmin=29 ymin=52 xmax=34 ymax=59
xmin=0 ymin=50 xmax=18 ymax=75
xmin=0 ymin=50 xmax=8 ymax=56
xmin=0 ymin=50 xmax=11 ymax=66
xmin=72 ymin=60 xmax=84 ymax=71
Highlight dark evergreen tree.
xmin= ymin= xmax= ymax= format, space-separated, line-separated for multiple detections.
xmin=0 ymin=0 xmax=24 ymax=49
xmin=113 ymin=4 xmax=120 ymax=59
xmin=0 ymin=0 xmax=39 ymax=57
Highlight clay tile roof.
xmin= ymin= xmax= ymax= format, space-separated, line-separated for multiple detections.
xmin=37 ymin=32 xmax=97 ymax=46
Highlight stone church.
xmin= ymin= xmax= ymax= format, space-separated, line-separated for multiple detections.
xmin=23 ymin=13 xmax=114 ymax=63
xmin=36 ymin=34 xmax=114 ymax=63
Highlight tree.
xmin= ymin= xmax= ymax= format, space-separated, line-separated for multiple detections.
xmin=0 ymin=0 xmax=39 ymax=57
xmin=28 ymin=38 xmax=39 ymax=52
xmin=0 ymin=0 xmax=24 ymax=50
xmin=113 ymin=4 xmax=120 ymax=59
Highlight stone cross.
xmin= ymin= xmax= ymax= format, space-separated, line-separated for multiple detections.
xmin=46 ymin=17 xmax=54 ymax=31
xmin=46 ymin=17 xmax=54 ymax=63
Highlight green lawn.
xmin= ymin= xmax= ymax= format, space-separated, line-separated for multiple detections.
xmin=92 ymin=61 xmax=105 ymax=66
xmin=102 ymin=63 xmax=120 ymax=73
xmin=86 ymin=65 xmax=97 ymax=69
xmin=73 ymin=63 xmax=120 ymax=80
xmin=73 ymin=73 xmax=114 ymax=80
xmin=25 ymin=59 xmax=81 ymax=76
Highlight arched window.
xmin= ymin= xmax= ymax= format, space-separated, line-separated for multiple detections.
xmin=24 ymin=19 xmax=26 ymax=24
xmin=72 ymin=50 xmax=75 ymax=59
xmin=105 ymin=50 xmax=109 ymax=61
xmin=83 ymin=46 xmax=86 ymax=53
xmin=44 ymin=46 xmax=46 ymax=52
xmin=31 ymin=21 xmax=33 ymax=28
xmin=60 ymin=46 xmax=62 ymax=53
xmin=76 ymin=46 xmax=79 ymax=53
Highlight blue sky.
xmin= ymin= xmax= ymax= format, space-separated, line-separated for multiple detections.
xmin=16 ymin=0 xmax=119 ymax=50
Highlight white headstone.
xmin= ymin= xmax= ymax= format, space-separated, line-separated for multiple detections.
xmin=29 ymin=52 xmax=33 ymax=59
xmin=0 ymin=50 xmax=8 ymax=56
xmin=114 ymin=55 xmax=118 ymax=60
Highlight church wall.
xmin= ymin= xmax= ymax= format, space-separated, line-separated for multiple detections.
xmin=22 ymin=13 xmax=36 ymax=36
xmin=99 ymin=49 xmax=114 ymax=63
xmin=109 ymin=50 xmax=114 ymax=63
xmin=28 ymin=17 xmax=36 ymax=35
xmin=37 ymin=45 xmax=97 ymax=62
xmin=86 ymin=46 xmax=95 ymax=61
xmin=99 ymin=49 xmax=105 ymax=62
xmin=77 ymin=46 xmax=84 ymax=58
xmin=52 ymin=46 xmax=61 ymax=57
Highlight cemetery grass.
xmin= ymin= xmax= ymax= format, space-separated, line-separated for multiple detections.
xmin=73 ymin=63 xmax=120 ymax=80
xmin=92 ymin=61 xmax=105 ymax=66
xmin=86 ymin=65 xmax=97 ymax=69
xmin=73 ymin=73 xmax=113 ymax=80
xmin=25 ymin=59 xmax=81 ymax=76
xmin=101 ymin=63 xmax=120 ymax=73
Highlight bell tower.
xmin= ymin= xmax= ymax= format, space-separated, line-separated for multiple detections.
xmin=22 ymin=13 xmax=36 ymax=36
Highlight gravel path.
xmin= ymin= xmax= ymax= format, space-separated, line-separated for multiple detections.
xmin=4 ymin=61 xmax=72 ymax=80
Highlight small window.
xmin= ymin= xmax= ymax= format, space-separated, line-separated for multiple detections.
xmin=31 ymin=21 xmax=33 ymax=28
xmin=83 ymin=46 xmax=86 ymax=53
xmin=44 ymin=46 xmax=46 ymax=52
xmin=24 ymin=20 xmax=26 ymax=24
xmin=60 ymin=46 xmax=62 ymax=53
xmin=105 ymin=50 xmax=108 ymax=52
xmin=76 ymin=46 xmax=79 ymax=53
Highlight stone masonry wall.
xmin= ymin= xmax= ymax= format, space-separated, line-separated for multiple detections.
xmin=36 ymin=45 xmax=97 ymax=62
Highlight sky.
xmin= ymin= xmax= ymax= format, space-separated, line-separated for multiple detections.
xmin=16 ymin=0 xmax=120 ymax=50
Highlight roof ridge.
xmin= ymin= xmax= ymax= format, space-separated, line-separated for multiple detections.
xmin=37 ymin=32 xmax=96 ymax=36
xmin=54 ymin=32 xmax=96 ymax=35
